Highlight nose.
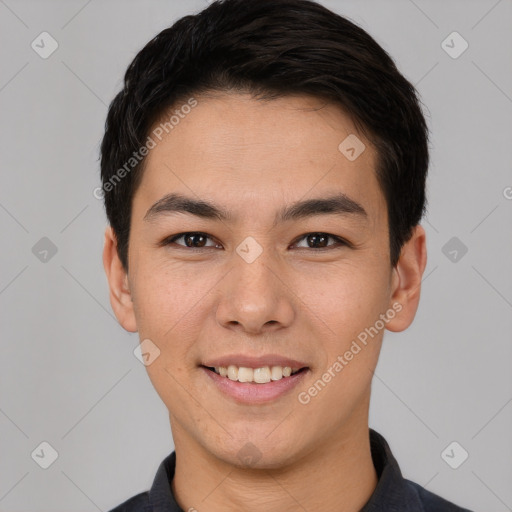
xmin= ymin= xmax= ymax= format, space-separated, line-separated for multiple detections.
xmin=215 ymin=250 xmax=295 ymax=335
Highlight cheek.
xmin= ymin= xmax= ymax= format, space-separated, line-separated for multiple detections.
xmin=296 ymin=267 xmax=386 ymax=423
xmin=132 ymin=260 xmax=204 ymax=329
xmin=129 ymin=261 xmax=211 ymax=372
xmin=131 ymin=264 xmax=207 ymax=411
xmin=298 ymin=260 xmax=390 ymax=338
xmin=297 ymin=260 xmax=390 ymax=403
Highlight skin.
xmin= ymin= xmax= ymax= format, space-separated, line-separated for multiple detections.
xmin=103 ymin=92 xmax=427 ymax=512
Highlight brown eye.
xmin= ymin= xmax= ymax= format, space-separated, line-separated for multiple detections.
xmin=164 ymin=232 xmax=219 ymax=249
xmin=294 ymin=232 xmax=348 ymax=249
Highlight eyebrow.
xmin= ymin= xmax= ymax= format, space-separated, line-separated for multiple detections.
xmin=143 ymin=192 xmax=368 ymax=227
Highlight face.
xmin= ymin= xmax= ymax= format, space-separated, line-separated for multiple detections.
xmin=104 ymin=92 xmax=426 ymax=468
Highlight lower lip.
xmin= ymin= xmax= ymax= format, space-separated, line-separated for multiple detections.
xmin=201 ymin=366 xmax=309 ymax=404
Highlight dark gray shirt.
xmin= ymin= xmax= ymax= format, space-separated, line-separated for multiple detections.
xmin=109 ymin=429 xmax=474 ymax=511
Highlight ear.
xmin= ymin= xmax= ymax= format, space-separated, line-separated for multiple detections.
xmin=102 ymin=226 xmax=138 ymax=333
xmin=385 ymin=224 xmax=427 ymax=332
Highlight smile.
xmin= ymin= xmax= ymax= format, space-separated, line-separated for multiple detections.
xmin=201 ymin=365 xmax=310 ymax=404
xmin=205 ymin=364 xmax=306 ymax=383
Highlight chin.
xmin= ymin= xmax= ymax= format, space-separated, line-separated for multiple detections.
xmin=203 ymin=430 xmax=306 ymax=470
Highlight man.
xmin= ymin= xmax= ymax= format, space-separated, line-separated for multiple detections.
xmin=100 ymin=0 xmax=473 ymax=510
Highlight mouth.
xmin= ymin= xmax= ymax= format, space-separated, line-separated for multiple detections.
xmin=201 ymin=364 xmax=308 ymax=384
xmin=199 ymin=362 xmax=310 ymax=404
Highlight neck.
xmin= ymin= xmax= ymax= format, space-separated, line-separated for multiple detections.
xmin=170 ymin=411 xmax=378 ymax=512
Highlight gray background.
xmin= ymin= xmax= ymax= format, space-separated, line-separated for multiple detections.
xmin=1 ymin=0 xmax=511 ymax=510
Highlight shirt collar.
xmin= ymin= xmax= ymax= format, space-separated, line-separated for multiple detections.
xmin=148 ymin=429 xmax=424 ymax=512
xmin=360 ymin=429 xmax=424 ymax=511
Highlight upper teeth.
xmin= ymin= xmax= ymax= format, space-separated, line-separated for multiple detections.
xmin=213 ymin=365 xmax=301 ymax=383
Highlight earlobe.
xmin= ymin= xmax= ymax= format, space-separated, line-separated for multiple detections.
xmin=386 ymin=224 xmax=427 ymax=333
xmin=102 ymin=226 xmax=138 ymax=333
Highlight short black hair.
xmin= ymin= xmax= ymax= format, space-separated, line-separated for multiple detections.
xmin=100 ymin=0 xmax=429 ymax=271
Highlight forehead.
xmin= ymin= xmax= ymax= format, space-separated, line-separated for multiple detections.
xmin=135 ymin=92 xmax=386 ymax=226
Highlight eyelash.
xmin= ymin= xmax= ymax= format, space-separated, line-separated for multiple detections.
xmin=161 ymin=232 xmax=351 ymax=251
